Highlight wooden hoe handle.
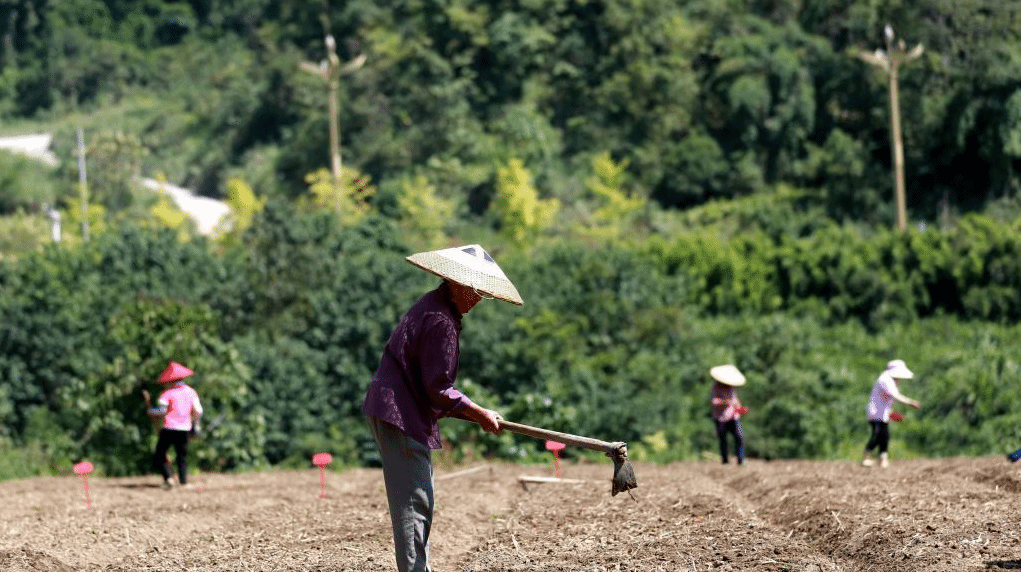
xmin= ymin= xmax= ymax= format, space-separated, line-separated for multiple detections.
xmin=496 ymin=419 xmax=625 ymax=455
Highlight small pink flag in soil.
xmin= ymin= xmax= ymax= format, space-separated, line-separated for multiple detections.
xmin=73 ymin=461 xmax=94 ymax=507
xmin=312 ymin=453 xmax=333 ymax=498
xmin=545 ymin=441 xmax=566 ymax=478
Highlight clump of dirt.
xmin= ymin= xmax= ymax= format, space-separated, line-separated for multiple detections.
xmin=0 ymin=547 xmax=76 ymax=572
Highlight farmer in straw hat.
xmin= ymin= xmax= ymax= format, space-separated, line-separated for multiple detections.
xmin=362 ymin=244 xmax=522 ymax=572
xmin=862 ymin=359 xmax=920 ymax=468
xmin=143 ymin=361 xmax=203 ymax=490
xmin=710 ymin=364 xmax=747 ymax=465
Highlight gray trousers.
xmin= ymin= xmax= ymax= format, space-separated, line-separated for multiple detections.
xmin=367 ymin=416 xmax=434 ymax=572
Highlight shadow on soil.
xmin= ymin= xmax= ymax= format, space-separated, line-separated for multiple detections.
xmin=987 ymin=561 xmax=1021 ymax=570
xmin=109 ymin=482 xmax=164 ymax=489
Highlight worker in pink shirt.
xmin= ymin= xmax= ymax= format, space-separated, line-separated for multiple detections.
xmin=143 ymin=361 xmax=203 ymax=490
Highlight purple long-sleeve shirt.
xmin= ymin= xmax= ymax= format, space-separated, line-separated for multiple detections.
xmin=362 ymin=282 xmax=474 ymax=449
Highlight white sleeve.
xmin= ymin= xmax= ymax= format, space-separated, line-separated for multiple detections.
xmin=883 ymin=376 xmax=905 ymax=400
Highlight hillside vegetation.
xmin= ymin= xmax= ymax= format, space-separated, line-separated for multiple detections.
xmin=0 ymin=0 xmax=1020 ymax=479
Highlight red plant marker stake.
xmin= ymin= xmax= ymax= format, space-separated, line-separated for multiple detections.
xmin=311 ymin=453 xmax=333 ymax=498
xmin=545 ymin=441 xmax=565 ymax=478
xmin=73 ymin=461 xmax=94 ymax=507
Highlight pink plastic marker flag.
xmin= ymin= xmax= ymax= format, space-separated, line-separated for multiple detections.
xmin=73 ymin=461 xmax=94 ymax=507
xmin=311 ymin=452 xmax=333 ymax=498
xmin=544 ymin=441 xmax=566 ymax=478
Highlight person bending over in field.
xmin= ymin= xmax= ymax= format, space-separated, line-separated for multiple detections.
xmin=362 ymin=244 xmax=522 ymax=572
xmin=709 ymin=364 xmax=748 ymax=465
xmin=862 ymin=359 xmax=920 ymax=468
xmin=143 ymin=361 xmax=203 ymax=490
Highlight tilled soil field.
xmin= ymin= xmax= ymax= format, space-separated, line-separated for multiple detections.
xmin=2 ymin=456 xmax=1020 ymax=571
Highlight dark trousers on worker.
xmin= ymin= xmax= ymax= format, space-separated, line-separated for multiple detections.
xmin=153 ymin=428 xmax=190 ymax=484
xmin=367 ymin=415 xmax=433 ymax=572
xmin=864 ymin=420 xmax=890 ymax=455
xmin=715 ymin=419 xmax=745 ymax=464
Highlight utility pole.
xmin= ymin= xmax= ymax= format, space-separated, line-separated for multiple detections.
xmin=858 ymin=25 xmax=924 ymax=231
xmin=299 ymin=15 xmax=366 ymax=216
xmin=77 ymin=127 xmax=90 ymax=241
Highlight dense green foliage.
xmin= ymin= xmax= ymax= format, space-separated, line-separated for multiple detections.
xmin=0 ymin=1 xmax=1019 ymax=479
xmin=0 ymin=0 xmax=1018 ymax=222
xmin=2 ymin=204 xmax=1021 ymax=477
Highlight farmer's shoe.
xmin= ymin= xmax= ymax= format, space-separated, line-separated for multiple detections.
xmin=861 ymin=453 xmax=874 ymax=467
xmin=879 ymin=453 xmax=889 ymax=469
xmin=162 ymin=478 xmax=175 ymax=490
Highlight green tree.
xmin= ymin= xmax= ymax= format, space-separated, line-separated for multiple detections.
xmin=302 ymin=166 xmax=376 ymax=225
xmin=83 ymin=130 xmax=150 ymax=212
xmin=492 ymin=158 xmax=558 ymax=246
xmin=397 ymin=175 xmax=455 ymax=248
xmin=575 ymin=152 xmax=645 ymax=241
xmin=214 ymin=176 xmax=266 ymax=240
xmin=700 ymin=16 xmax=827 ymax=187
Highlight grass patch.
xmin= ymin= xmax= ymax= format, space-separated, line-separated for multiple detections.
xmin=0 ymin=442 xmax=58 ymax=482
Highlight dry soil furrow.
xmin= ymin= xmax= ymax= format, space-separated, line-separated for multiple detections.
xmin=4 ymin=458 xmax=1021 ymax=572
xmin=459 ymin=461 xmax=849 ymax=571
xmin=708 ymin=457 xmax=1021 ymax=572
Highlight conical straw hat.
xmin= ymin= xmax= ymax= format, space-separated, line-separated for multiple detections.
xmin=158 ymin=361 xmax=194 ymax=383
xmin=406 ymin=244 xmax=523 ymax=305
xmin=710 ymin=364 xmax=746 ymax=386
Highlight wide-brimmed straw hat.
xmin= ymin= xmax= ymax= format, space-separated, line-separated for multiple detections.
xmin=158 ymin=361 xmax=194 ymax=384
xmin=710 ymin=364 xmax=746 ymax=386
xmin=406 ymin=244 xmax=523 ymax=305
xmin=886 ymin=359 xmax=914 ymax=379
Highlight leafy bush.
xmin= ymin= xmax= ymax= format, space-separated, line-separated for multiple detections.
xmin=0 ymin=151 xmax=61 ymax=215
xmin=3 ymin=200 xmax=1021 ymax=480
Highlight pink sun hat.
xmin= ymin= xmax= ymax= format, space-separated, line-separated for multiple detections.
xmin=158 ymin=361 xmax=194 ymax=384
